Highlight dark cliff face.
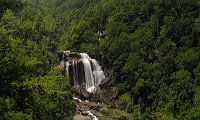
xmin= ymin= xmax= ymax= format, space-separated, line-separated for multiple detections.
xmin=58 ymin=51 xmax=82 ymax=87
xmin=57 ymin=51 xmax=81 ymax=62
xmin=68 ymin=60 xmax=85 ymax=86
xmin=57 ymin=52 xmax=65 ymax=62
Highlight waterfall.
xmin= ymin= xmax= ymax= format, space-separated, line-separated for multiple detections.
xmin=80 ymin=53 xmax=105 ymax=93
xmin=64 ymin=52 xmax=105 ymax=93
xmin=80 ymin=53 xmax=96 ymax=93
xmin=91 ymin=59 xmax=105 ymax=85
xmin=65 ymin=62 xmax=70 ymax=75
xmin=72 ymin=61 xmax=79 ymax=86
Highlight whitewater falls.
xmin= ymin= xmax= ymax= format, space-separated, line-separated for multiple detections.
xmin=64 ymin=53 xmax=105 ymax=93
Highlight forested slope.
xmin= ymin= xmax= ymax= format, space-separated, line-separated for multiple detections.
xmin=0 ymin=0 xmax=74 ymax=119
xmin=0 ymin=0 xmax=200 ymax=119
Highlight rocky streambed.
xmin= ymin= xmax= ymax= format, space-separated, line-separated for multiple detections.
xmin=58 ymin=51 xmax=130 ymax=119
xmin=72 ymin=84 xmax=116 ymax=120
xmin=72 ymin=84 xmax=130 ymax=120
xmin=72 ymin=96 xmax=100 ymax=120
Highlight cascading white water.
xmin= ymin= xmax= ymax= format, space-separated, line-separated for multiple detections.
xmin=80 ymin=53 xmax=96 ymax=93
xmin=67 ymin=53 xmax=103 ymax=120
xmin=87 ymin=111 xmax=98 ymax=120
xmin=64 ymin=52 xmax=105 ymax=93
xmin=65 ymin=62 xmax=70 ymax=75
xmin=91 ymin=59 xmax=105 ymax=85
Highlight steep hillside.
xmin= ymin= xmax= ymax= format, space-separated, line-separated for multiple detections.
xmin=0 ymin=0 xmax=200 ymax=119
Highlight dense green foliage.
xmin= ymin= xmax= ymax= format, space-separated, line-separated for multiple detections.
xmin=59 ymin=0 xmax=200 ymax=119
xmin=0 ymin=0 xmax=200 ymax=119
xmin=0 ymin=0 xmax=74 ymax=119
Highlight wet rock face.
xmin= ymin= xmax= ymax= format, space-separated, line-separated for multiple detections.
xmin=73 ymin=84 xmax=92 ymax=99
xmin=68 ymin=61 xmax=85 ymax=87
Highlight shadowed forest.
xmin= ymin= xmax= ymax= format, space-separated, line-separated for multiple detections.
xmin=0 ymin=0 xmax=200 ymax=119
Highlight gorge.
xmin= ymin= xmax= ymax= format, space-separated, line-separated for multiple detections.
xmin=1 ymin=0 xmax=199 ymax=119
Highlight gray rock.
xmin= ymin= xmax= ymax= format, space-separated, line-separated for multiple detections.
xmin=73 ymin=114 xmax=90 ymax=120
xmin=81 ymin=111 xmax=89 ymax=115
xmin=80 ymin=83 xmax=92 ymax=99
xmin=73 ymin=84 xmax=92 ymax=99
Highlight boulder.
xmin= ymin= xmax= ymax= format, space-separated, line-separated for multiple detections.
xmin=90 ymin=87 xmax=101 ymax=102
xmin=73 ymin=84 xmax=92 ymax=99
xmin=81 ymin=101 xmax=100 ymax=110
xmin=99 ymin=88 xmax=119 ymax=104
xmin=81 ymin=111 xmax=89 ymax=115
xmin=73 ymin=115 xmax=90 ymax=120
xmin=80 ymin=84 xmax=92 ymax=99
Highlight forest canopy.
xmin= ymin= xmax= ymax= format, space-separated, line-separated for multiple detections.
xmin=0 ymin=0 xmax=200 ymax=119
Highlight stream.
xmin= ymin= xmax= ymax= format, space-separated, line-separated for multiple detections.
xmin=73 ymin=96 xmax=100 ymax=120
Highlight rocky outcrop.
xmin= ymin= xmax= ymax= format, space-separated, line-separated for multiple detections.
xmin=73 ymin=115 xmax=91 ymax=120
xmin=72 ymin=85 xmax=120 ymax=120
xmin=73 ymin=84 xmax=93 ymax=99
xmin=73 ymin=96 xmax=101 ymax=120
xmin=59 ymin=51 xmax=123 ymax=119
xmin=95 ymin=87 xmax=119 ymax=104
